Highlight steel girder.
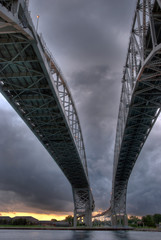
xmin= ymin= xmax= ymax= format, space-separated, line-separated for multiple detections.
xmin=0 ymin=0 xmax=94 ymax=225
xmin=111 ymin=0 xmax=161 ymax=223
xmin=73 ymin=188 xmax=94 ymax=227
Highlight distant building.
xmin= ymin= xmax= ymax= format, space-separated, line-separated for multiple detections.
xmin=54 ymin=221 xmax=69 ymax=227
xmin=137 ymin=221 xmax=144 ymax=227
xmin=39 ymin=220 xmax=69 ymax=227
xmin=39 ymin=220 xmax=54 ymax=226
xmin=0 ymin=216 xmax=12 ymax=224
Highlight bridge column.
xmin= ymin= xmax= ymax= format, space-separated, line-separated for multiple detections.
xmin=84 ymin=209 xmax=92 ymax=227
xmin=111 ymin=188 xmax=128 ymax=227
xmin=124 ymin=214 xmax=128 ymax=226
xmin=111 ymin=213 xmax=128 ymax=227
xmin=111 ymin=214 xmax=117 ymax=226
xmin=72 ymin=188 xmax=93 ymax=227
xmin=73 ymin=209 xmax=77 ymax=227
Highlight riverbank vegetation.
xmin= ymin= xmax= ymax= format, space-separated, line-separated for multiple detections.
xmin=128 ymin=214 xmax=161 ymax=228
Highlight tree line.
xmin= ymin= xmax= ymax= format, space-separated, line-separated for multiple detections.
xmin=0 ymin=218 xmax=30 ymax=225
xmin=129 ymin=214 xmax=161 ymax=227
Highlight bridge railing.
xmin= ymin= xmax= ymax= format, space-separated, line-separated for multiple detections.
xmin=38 ymin=33 xmax=88 ymax=176
xmin=0 ymin=0 xmax=89 ymax=176
xmin=113 ymin=0 xmax=157 ymax=174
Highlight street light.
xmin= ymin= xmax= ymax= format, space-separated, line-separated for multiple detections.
xmin=36 ymin=15 xmax=40 ymax=32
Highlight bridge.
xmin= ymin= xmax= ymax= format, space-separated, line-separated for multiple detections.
xmin=0 ymin=0 xmax=94 ymax=226
xmin=109 ymin=0 xmax=161 ymax=226
xmin=93 ymin=0 xmax=161 ymax=226
xmin=1 ymin=0 xmax=161 ymax=228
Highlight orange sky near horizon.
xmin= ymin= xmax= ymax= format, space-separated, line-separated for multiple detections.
xmin=0 ymin=212 xmax=73 ymax=221
xmin=0 ymin=211 xmax=108 ymax=221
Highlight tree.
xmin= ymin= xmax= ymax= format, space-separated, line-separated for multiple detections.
xmin=65 ymin=215 xmax=73 ymax=226
xmin=51 ymin=219 xmax=57 ymax=222
xmin=128 ymin=216 xmax=140 ymax=226
xmin=153 ymin=214 xmax=161 ymax=225
xmin=12 ymin=218 xmax=28 ymax=225
xmin=142 ymin=215 xmax=155 ymax=227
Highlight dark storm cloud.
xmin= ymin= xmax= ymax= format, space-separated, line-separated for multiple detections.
xmin=0 ymin=108 xmax=73 ymax=213
xmin=1 ymin=0 xmax=161 ymax=218
xmin=30 ymin=0 xmax=136 ymax=73
xmin=69 ymin=65 xmax=120 ymax=209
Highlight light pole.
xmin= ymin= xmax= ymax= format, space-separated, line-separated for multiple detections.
xmin=36 ymin=15 xmax=40 ymax=32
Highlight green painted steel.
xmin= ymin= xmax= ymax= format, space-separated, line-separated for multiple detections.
xmin=0 ymin=0 xmax=94 ymax=223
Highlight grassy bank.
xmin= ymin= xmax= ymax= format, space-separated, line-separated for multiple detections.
xmin=0 ymin=225 xmax=160 ymax=232
xmin=0 ymin=225 xmax=57 ymax=229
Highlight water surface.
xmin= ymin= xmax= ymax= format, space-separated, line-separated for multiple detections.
xmin=0 ymin=230 xmax=161 ymax=240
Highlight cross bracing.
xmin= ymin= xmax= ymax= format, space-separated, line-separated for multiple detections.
xmin=111 ymin=0 xmax=161 ymax=222
xmin=0 ymin=0 xmax=94 ymax=225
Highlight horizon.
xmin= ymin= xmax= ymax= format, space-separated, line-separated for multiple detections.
xmin=0 ymin=211 xmax=155 ymax=221
xmin=0 ymin=211 xmax=71 ymax=221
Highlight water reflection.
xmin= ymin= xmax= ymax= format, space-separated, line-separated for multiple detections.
xmin=71 ymin=230 xmax=92 ymax=240
xmin=0 ymin=229 xmax=161 ymax=240
xmin=112 ymin=231 xmax=131 ymax=240
xmin=71 ymin=230 xmax=131 ymax=240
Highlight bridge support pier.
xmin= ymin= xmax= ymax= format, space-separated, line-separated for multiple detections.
xmin=73 ymin=188 xmax=93 ymax=227
xmin=73 ymin=209 xmax=92 ymax=227
xmin=111 ymin=188 xmax=128 ymax=227
xmin=84 ymin=209 xmax=92 ymax=227
xmin=111 ymin=214 xmax=128 ymax=227
xmin=111 ymin=214 xmax=117 ymax=226
xmin=73 ymin=209 xmax=77 ymax=227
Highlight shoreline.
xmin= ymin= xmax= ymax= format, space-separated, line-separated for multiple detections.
xmin=0 ymin=227 xmax=161 ymax=232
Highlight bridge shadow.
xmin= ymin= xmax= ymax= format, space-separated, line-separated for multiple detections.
xmin=112 ymin=230 xmax=131 ymax=240
xmin=70 ymin=231 xmax=92 ymax=240
xmin=68 ymin=230 xmax=131 ymax=240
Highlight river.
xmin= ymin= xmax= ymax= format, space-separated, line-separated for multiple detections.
xmin=0 ymin=230 xmax=161 ymax=240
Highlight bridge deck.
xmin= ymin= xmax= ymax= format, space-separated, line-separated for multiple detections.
xmin=0 ymin=1 xmax=89 ymax=190
xmin=112 ymin=0 xmax=161 ymax=212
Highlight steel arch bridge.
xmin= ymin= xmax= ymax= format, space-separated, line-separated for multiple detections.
xmin=93 ymin=0 xmax=161 ymax=226
xmin=0 ymin=0 xmax=94 ymax=226
xmin=110 ymin=0 xmax=161 ymax=226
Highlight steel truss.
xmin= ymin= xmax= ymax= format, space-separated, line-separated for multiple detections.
xmin=73 ymin=188 xmax=94 ymax=227
xmin=0 ymin=0 xmax=94 ymax=225
xmin=111 ymin=0 xmax=161 ymax=225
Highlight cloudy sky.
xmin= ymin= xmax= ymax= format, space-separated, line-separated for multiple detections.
xmin=0 ymin=0 xmax=161 ymax=219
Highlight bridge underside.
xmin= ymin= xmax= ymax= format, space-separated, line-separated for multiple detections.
xmin=0 ymin=0 xmax=94 ymax=225
xmin=0 ymin=32 xmax=89 ymax=189
xmin=111 ymin=0 xmax=161 ymax=225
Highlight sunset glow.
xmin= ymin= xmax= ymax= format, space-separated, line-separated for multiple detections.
xmin=0 ymin=211 xmax=112 ymax=221
xmin=0 ymin=212 xmax=73 ymax=221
